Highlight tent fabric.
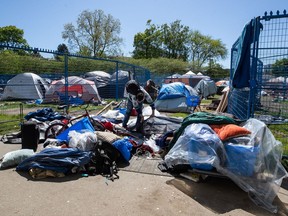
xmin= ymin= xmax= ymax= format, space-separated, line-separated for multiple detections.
xmin=16 ymin=148 xmax=91 ymax=174
xmin=185 ymin=71 xmax=196 ymax=76
xmin=84 ymin=71 xmax=111 ymax=88
xmin=110 ymin=70 xmax=133 ymax=82
xmin=195 ymin=78 xmax=217 ymax=98
xmin=43 ymin=76 xmax=101 ymax=103
xmin=157 ymin=82 xmax=197 ymax=100
xmin=155 ymin=82 xmax=199 ymax=113
xmin=142 ymin=115 xmax=183 ymax=136
xmin=231 ymin=19 xmax=262 ymax=88
xmin=1 ymin=73 xmax=48 ymax=101
xmin=155 ymin=97 xmax=192 ymax=113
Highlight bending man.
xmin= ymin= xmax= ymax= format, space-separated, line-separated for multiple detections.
xmin=122 ymin=80 xmax=155 ymax=132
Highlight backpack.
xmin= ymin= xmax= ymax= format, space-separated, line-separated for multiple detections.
xmin=125 ymin=80 xmax=140 ymax=95
xmin=86 ymin=140 xmax=120 ymax=181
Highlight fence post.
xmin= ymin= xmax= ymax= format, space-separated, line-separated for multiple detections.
xmin=249 ymin=17 xmax=262 ymax=118
xmin=64 ymin=54 xmax=69 ymax=106
xmin=115 ymin=62 xmax=119 ymax=101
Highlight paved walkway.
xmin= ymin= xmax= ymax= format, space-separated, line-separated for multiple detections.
xmin=1 ymin=141 xmax=288 ymax=215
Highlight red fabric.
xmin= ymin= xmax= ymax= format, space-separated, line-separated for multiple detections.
xmin=103 ymin=121 xmax=114 ymax=132
xmin=131 ymin=108 xmax=138 ymax=116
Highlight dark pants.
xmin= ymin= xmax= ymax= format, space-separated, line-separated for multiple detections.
xmin=122 ymin=99 xmax=143 ymax=131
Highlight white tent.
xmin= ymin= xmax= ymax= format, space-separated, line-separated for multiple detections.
xmin=185 ymin=71 xmax=196 ymax=76
xmin=268 ymin=76 xmax=288 ymax=83
xmin=1 ymin=73 xmax=48 ymax=101
xmin=43 ymin=76 xmax=101 ymax=103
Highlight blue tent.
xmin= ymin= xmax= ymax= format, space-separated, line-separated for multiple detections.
xmin=155 ymin=82 xmax=199 ymax=113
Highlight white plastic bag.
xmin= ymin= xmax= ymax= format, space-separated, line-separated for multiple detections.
xmin=68 ymin=130 xmax=97 ymax=151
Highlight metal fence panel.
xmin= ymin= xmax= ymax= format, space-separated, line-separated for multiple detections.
xmin=229 ymin=10 xmax=288 ymax=153
xmin=0 ymin=45 xmax=151 ymax=133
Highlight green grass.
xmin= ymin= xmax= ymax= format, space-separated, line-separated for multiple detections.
xmin=0 ymin=113 xmax=22 ymax=135
xmin=0 ymin=101 xmax=112 ymax=135
xmin=267 ymin=124 xmax=288 ymax=155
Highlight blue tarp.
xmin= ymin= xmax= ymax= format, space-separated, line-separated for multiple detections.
xmin=231 ymin=19 xmax=262 ymax=88
xmin=157 ymin=82 xmax=193 ymax=100
xmin=16 ymin=148 xmax=91 ymax=174
xmin=24 ymin=107 xmax=65 ymax=121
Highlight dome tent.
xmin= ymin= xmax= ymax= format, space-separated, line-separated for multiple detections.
xmin=155 ymin=82 xmax=200 ymax=113
xmin=84 ymin=71 xmax=111 ymax=88
xmin=1 ymin=72 xmax=48 ymax=101
xmin=195 ymin=78 xmax=217 ymax=99
xmin=43 ymin=76 xmax=101 ymax=104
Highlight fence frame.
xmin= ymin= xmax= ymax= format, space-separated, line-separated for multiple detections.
xmin=228 ymin=10 xmax=288 ymax=121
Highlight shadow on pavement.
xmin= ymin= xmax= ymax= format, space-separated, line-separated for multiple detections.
xmin=167 ymin=176 xmax=288 ymax=216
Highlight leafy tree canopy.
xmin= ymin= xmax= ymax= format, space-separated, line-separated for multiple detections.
xmin=62 ymin=9 xmax=123 ymax=57
xmin=272 ymin=58 xmax=288 ymax=77
xmin=0 ymin=25 xmax=29 ymax=47
xmin=132 ymin=20 xmax=227 ymax=71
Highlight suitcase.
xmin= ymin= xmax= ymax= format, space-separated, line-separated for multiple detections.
xmin=21 ymin=121 xmax=40 ymax=152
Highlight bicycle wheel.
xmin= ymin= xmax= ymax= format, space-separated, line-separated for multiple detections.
xmin=45 ymin=122 xmax=68 ymax=140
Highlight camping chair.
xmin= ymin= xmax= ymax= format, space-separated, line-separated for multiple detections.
xmin=186 ymin=95 xmax=201 ymax=112
xmin=55 ymin=91 xmax=84 ymax=105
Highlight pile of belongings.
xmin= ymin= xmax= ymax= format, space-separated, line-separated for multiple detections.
xmin=0 ymin=105 xmax=183 ymax=182
xmin=159 ymin=111 xmax=288 ymax=213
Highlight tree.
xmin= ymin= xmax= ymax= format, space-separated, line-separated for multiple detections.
xmin=54 ymin=43 xmax=69 ymax=60
xmin=133 ymin=20 xmax=163 ymax=59
xmin=188 ymin=31 xmax=227 ymax=70
xmin=271 ymin=58 xmax=288 ymax=77
xmin=57 ymin=43 xmax=69 ymax=54
xmin=0 ymin=25 xmax=29 ymax=47
xmin=161 ymin=20 xmax=189 ymax=61
xmin=62 ymin=9 xmax=123 ymax=57
xmin=133 ymin=20 xmax=189 ymax=60
xmin=132 ymin=20 xmax=227 ymax=69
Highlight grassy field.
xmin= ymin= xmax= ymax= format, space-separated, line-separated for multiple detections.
xmin=0 ymin=101 xmax=108 ymax=135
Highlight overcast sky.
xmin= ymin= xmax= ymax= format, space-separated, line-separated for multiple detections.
xmin=1 ymin=0 xmax=287 ymax=68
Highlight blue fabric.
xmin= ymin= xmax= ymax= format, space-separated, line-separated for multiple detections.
xmin=225 ymin=144 xmax=259 ymax=176
xmin=186 ymin=95 xmax=200 ymax=107
xmin=112 ymin=137 xmax=133 ymax=161
xmin=231 ymin=19 xmax=262 ymax=88
xmin=16 ymin=148 xmax=91 ymax=174
xmin=188 ymin=125 xmax=224 ymax=171
xmin=24 ymin=108 xmax=65 ymax=122
xmin=56 ymin=117 xmax=95 ymax=142
xmin=157 ymin=82 xmax=191 ymax=100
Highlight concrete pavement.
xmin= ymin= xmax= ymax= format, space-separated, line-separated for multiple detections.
xmin=0 ymin=141 xmax=288 ymax=216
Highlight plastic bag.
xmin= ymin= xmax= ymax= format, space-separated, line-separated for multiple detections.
xmin=144 ymin=134 xmax=160 ymax=153
xmin=68 ymin=130 xmax=97 ymax=151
